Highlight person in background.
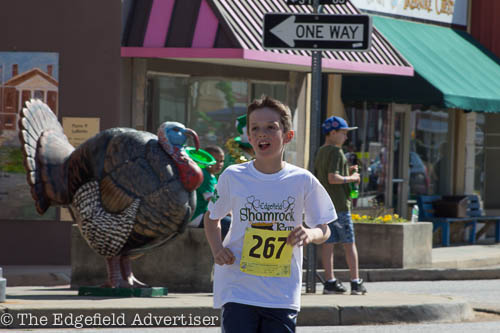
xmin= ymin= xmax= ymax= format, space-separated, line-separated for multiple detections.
xmin=224 ymin=114 xmax=255 ymax=169
xmin=314 ymin=116 xmax=367 ymax=295
xmin=188 ymin=145 xmax=230 ymax=239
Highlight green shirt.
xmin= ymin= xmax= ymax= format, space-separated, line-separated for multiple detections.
xmin=314 ymin=145 xmax=351 ymax=212
xmin=191 ymin=168 xmax=217 ymax=220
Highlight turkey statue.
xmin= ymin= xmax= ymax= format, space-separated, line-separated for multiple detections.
xmin=18 ymin=99 xmax=203 ymax=288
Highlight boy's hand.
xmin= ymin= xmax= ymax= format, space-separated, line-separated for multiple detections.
xmin=287 ymin=225 xmax=313 ymax=247
xmin=214 ymin=247 xmax=235 ymax=266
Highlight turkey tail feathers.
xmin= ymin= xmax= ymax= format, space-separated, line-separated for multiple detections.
xmin=18 ymin=99 xmax=74 ymax=214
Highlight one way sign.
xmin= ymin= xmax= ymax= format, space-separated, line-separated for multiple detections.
xmin=263 ymin=13 xmax=372 ymax=51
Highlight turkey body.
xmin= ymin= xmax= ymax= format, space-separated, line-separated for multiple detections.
xmin=66 ymin=128 xmax=196 ymax=257
xmin=18 ymin=100 xmax=197 ymax=268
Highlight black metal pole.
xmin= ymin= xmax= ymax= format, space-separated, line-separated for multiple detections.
xmin=305 ymin=0 xmax=323 ymax=294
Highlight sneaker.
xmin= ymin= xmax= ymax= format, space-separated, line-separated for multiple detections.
xmin=350 ymin=279 xmax=367 ymax=295
xmin=323 ymin=280 xmax=347 ymax=294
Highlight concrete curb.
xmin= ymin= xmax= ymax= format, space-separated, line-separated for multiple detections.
xmin=312 ymin=267 xmax=500 ymax=282
xmin=336 ymin=302 xmax=473 ymax=325
xmin=299 ymin=292 xmax=474 ymax=326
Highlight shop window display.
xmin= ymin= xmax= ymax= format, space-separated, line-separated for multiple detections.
xmin=146 ymin=75 xmax=288 ymax=161
xmin=410 ymin=107 xmax=449 ymax=196
xmin=344 ymin=103 xmax=391 ymax=207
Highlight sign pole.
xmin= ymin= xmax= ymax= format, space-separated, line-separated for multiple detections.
xmin=305 ymin=0 xmax=323 ymax=294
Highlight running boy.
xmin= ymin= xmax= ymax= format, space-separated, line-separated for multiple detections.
xmin=314 ymin=116 xmax=367 ymax=295
xmin=204 ymin=96 xmax=336 ymax=332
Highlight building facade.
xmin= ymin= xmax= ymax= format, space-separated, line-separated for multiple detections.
xmin=5 ymin=0 xmax=495 ymax=265
xmin=340 ymin=0 xmax=500 ymax=218
xmin=470 ymin=0 xmax=500 ymax=211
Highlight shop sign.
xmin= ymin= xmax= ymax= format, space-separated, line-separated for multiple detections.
xmin=62 ymin=117 xmax=100 ymax=147
xmin=263 ymin=13 xmax=372 ymax=51
xmin=350 ymin=0 xmax=468 ymax=26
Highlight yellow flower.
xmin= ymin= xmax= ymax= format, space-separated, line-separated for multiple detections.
xmin=362 ymin=215 xmax=368 ymax=219
xmin=394 ymin=214 xmax=399 ymax=219
xmin=352 ymin=214 xmax=361 ymax=220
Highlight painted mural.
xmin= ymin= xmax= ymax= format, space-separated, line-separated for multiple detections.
xmin=0 ymin=52 xmax=59 ymax=220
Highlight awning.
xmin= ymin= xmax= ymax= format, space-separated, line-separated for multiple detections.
xmin=342 ymin=15 xmax=500 ymax=112
xmin=121 ymin=0 xmax=413 ymax=76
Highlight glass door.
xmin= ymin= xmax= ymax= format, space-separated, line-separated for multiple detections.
xmin=390 ymin=104 xmax=411 ymax=218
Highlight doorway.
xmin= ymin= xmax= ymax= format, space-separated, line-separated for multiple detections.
xmin=388 ymin=104 xmax=411 ymax=218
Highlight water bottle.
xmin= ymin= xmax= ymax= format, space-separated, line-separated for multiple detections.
xmin=349 ymin=182 xmax=359 ymax=199
xmin=411 ymin=205 xmax=419 ymax=223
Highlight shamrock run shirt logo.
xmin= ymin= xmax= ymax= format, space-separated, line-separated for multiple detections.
xmin=211 ymin=189 xmax=220 ymax=203
xmin=239 ymin=195 xmax=296 ymax=230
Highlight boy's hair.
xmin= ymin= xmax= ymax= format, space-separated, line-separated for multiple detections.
xmin=204 ymin=145 xmax=224 ymax=157
xmin=247 ymin=95 xmax=292 ymax=133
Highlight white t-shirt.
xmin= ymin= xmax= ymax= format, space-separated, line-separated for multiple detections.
xmin=207 ymin=161 xmax=336 ymax=311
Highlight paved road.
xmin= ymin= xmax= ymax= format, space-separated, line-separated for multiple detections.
xmin=4 ymin=321 xmax=500 ymax=333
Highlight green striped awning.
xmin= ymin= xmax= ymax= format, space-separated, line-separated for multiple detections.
xmin=342 ymin=15 xmax=500 ymax=112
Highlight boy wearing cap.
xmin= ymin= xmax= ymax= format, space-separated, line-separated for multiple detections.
xmin=314 ymin=116 xmax=367 ymax=295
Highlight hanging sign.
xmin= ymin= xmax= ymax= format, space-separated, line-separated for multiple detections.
xmin=263 ymin=13 xmax=372 ymax=51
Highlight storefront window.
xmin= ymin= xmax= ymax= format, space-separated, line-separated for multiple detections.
xmin=146 ymin=75 xmax=288 ymax=156
xmin=344 ymin=102 xmax=390 ymax=207
xmin=189 ymin=79 xmax=248 ymax=148
xmin=147 ymin=75 xmax=189 ymax=130
xmin=410 ymin=107 xmax=449 ymax=196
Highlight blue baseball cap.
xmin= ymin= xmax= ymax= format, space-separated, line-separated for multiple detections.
xmin=321 ymin=116 xmax=358 ymax=134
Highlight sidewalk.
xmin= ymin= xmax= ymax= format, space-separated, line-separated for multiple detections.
xmin=0 ymin=285 xmax=473 ymax=329
xmin=1 ymin=242 xmax=500 ymax=328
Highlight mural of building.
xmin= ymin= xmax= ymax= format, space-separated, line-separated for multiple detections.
xmin=0 ymin=64 xmax=58 ymax=131
xmin=0 ymin=0 xmax=121 ymax=265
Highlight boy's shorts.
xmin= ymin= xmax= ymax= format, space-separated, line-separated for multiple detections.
xmin=325 ymin=211 xmax=355 ymax=244
xmin=221 ymin=302 xmax=297 ymax=333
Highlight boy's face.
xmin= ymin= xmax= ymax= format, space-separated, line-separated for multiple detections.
xmin=247 ymin=107 xmax=293 ymax=161
xmin=206 ymin=151 xmax=224 ymax=175
xmin=327 ymin=129 xmax=348 ymax=146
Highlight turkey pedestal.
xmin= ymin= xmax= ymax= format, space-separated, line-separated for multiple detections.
xmin=71 ymin=225 xmax=214 ymax=292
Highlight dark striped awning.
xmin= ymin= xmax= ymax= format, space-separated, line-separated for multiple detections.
xmin=122 ymin=0 xmax=413 ymax=76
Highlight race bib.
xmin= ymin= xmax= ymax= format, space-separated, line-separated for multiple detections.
xmin=240 ymin=228 xmax=293 ymax=277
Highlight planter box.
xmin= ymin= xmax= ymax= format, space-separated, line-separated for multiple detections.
xmin=328 ymin=222 xmax=433 ymax=269
xmin=71 ymin=225 xmax=214 ymax=292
